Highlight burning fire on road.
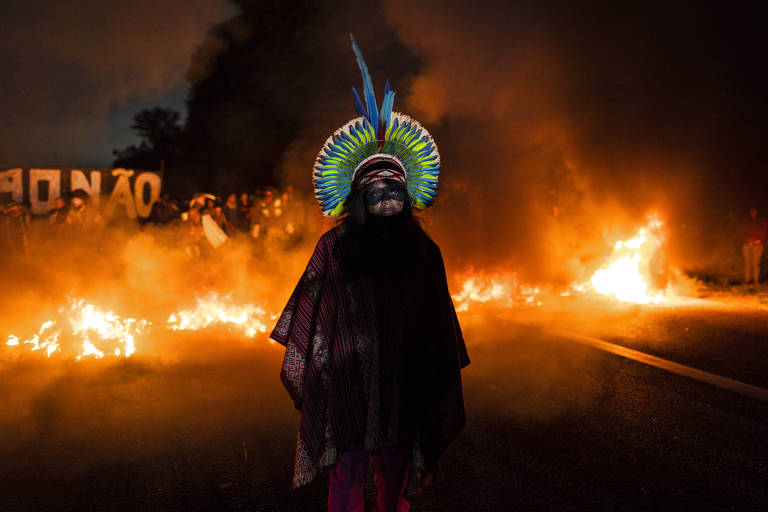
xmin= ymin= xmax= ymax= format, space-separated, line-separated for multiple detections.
xmin=0 ymin=210 xmax=707 ymax=361
xmin=452 ymin=213 xmax=685 ymax=310
xmin=5 ymin=293 xmax=276 ymax=360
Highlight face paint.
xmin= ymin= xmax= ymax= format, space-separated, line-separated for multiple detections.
xmin=364 ymin=183 xmax=406 ymax=206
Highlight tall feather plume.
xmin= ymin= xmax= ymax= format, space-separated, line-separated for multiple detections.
xmin=350 ymin=34 xmax=378 ymax=133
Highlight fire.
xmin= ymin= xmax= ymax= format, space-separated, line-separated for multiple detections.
xmin=167 ymin=291 xmax=272 ymax=339
xmin=4 ymin=292 xmax=275 ymax=360
xmin=5 ymin=298 xmax=150 ymax=359
xmin=452 ymin=271 xmax=541 ymax=312
xmin=453 ymin=214 xmax=675 ymax=312
xmin=5 ymin=320 xmax=60 ymax=357
xmin=586 ymin=213 xmax=669 ymax=304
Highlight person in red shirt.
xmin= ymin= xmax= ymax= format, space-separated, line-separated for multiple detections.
xmin=741 ymin=207 xmax=768 ymax=284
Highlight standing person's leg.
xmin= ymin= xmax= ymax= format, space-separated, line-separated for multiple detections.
xmin=373 ymin=445 xmax=410 ymax=512
xmin=329 ymin=450 xmax=369 ymax=512
xmin=753 ymin=245 xmax=764 ymax=284
xmin=744 ymin=244 xmax=753 ymax=283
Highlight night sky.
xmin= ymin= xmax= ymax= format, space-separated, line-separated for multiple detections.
xmin=2 ymin=0 xmax=767 ymax=278
xmin=0 ymin=0 xmax=234 ymax=166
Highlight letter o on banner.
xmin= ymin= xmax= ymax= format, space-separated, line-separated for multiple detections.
xmin=134 ymin=172 xmax=161 ymax=218
xmin=30 ymin=169 xmax=61 ymax=214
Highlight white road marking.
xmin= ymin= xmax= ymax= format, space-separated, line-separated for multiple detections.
xmin=549 ymin=329 xmax=768 ymax=402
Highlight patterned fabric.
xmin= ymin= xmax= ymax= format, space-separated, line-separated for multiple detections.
xmin=270 ymin=226 xmax=470 ymax=494
xmin=313 ymin=35 xmax=440 ymax=216
xmin=352 ymin=155 xmax=407 ymax=190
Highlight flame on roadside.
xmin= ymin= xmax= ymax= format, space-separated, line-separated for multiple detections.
xmin=2 ymin=213 xmax=678 ymax=358
xmin=167 ymin=291 xmax=273 ymax=340
xmin=5 ymin=292 xmax=276 ymax=360
xmin=5 ymin=299 xmax=150 ymax=359
xmin=453 ymin=213 xmax=676 ymax=312
xmin=585 ymin=213 xmax=669 ymax=304
xmin=452 ymin=271 xmax=542 ymax=312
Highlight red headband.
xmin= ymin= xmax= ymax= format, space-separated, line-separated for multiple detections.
xmin=353 ymin=155 xmax=406 ymax=190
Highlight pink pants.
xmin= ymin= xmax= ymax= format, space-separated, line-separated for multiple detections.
xmin=328 ymin=446 xmax=410 ymax=512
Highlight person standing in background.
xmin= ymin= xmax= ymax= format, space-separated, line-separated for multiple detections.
xmin=741 ymin=207 xmax=768 ymax=285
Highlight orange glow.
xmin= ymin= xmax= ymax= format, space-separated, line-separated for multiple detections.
xmin=452 ymin=271 xmax=542 ymax=311
xmin=583 ymin=213 xmax=670 ymax=304
xmin=5 ymin=292 xmax=275 ymax=360
xmin=5 ymin=298 xmax=150 ymax=359
xmin=168 ymin=291 xmax=273 ymax=340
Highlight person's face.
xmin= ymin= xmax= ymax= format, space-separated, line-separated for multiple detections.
xmin=227 ymin=193 xmax=236 ymax=203
xmin=55 ymin=198 xmax=65 ymax=209
xmin=72 ymin=197 xmax=84 ymax=209
xmin=240 ymin=193 xmax=248 ymax=203
xmin=365 ymin=181 xmax=405 ymax=216
xmin=750 ymin=208 xmax=758 ymax=219
xmin=206 ymin=199 xmax=214 ymax=209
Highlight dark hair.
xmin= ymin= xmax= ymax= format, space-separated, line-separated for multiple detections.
xmin=333 ymin=179 xmax=425 ymax=282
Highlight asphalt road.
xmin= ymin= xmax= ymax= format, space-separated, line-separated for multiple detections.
xmin=1 ymin=308 xmax=767 ymax=511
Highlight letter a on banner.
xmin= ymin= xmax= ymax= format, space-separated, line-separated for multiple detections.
xmin=105 ymin=168 xmax=137 ymax=218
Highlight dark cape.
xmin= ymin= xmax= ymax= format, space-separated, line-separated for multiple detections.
xmin=270 ymin=222 xmax=469 ymax=494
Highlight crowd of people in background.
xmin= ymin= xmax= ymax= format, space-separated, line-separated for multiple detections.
xmin=1 ymin=185 xmax=308 ymax=260
xmin=0 ymin=189 xmax=105 ymax=257
xmin=6 ymin=193 xmax=768 ymax=286
xmin=172 ymin=186 xmax=305 ymax=256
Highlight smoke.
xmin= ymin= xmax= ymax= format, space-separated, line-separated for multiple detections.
xmin=0 ymin=216 xmax=605 ymax=508
xmin=0 ymin=0 xmax=234 ymax=165
xmin=378 ymin=0 xmax=766 ymax=282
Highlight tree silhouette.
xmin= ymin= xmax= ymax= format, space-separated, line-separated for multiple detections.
xmin=111 ymin=1 xmax=416 ymax=197
xmin=112 ymin=107 xmax=183 ymax=171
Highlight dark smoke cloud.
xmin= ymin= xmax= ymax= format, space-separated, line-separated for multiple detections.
xmin=182 ymin=0 xmax=420 ymax=192
xmin=0 ymin=0 xmax=234 ymax=165
xmin=382 ymin=0 xmax=768 ymax=281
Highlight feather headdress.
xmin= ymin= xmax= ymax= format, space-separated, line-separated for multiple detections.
xmin=312 ymin=34 xmax=441 ymax=216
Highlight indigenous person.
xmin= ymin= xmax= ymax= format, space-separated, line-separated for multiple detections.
xmin=224 ymin=193 xmax=240 ymax=230
xmin=211 ymin=200 xmax=231 ymax=234
xmin=2 ymin=201 xmax=30 ymax=257
xmin=741 ymin=207 xmax=768 ymax=285
xmin=271 ymin=36 xmax=469 ymax=512
xmin=65 ymin=189 xmax=102 ymax=233
xmin=48 ymin=196 xmax=69 ymax=231
xmin=184 ymin=193 xmax=208 ymax=257
xmin=237 ymin=193 xmax=252 ymax=232
xmin=147 ymin=194 xmax=179 ymax=225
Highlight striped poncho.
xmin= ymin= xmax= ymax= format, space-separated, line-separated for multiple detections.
xmin=271 ymin=225 xmax=469 ymax=493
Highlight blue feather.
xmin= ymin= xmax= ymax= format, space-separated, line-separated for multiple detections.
xmin=380 ymin=90 xmax=395 ymax=130
xmin=351 ymin=87 xmax=368 ymax=120
xmin=350 ymin=34 xmax=378 ymax=133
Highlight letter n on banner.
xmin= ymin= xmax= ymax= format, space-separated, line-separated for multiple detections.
xmin=71 ymin=169 xmax=102 ymax=207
